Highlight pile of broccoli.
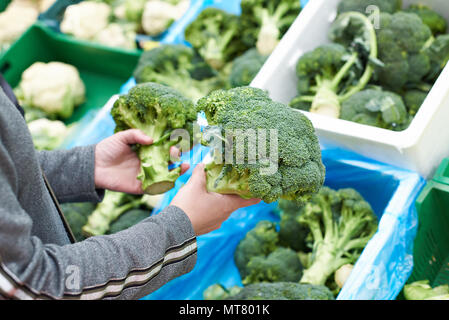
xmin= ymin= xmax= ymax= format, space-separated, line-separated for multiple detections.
xmin=204 ymin=186 xmax=378 ymax=300
xmin=290 ymin=0 xmax=449 ymax=131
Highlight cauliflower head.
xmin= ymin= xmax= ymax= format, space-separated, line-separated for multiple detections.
xmin=142 ymin=0 xmax=190 ymax=36
xmin=60 ymin=1 xmax=111 ymax=40
xmin=95 ymin=23 xmax=137 ymax=49
xmin=0 ymin=4 xmax=38 ymax=49
xmin=28 ymin=118 xmax=71 ymax=150
xmin=17 ymin=62 xmax=86 ymax=119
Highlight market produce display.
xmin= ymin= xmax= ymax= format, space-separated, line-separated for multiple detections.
xmin=0 ymin=0 xmax=56 ymax=52
xmin=204 ymin=186 xmax=377 ymax=300
xmin=290 ymin=0 xmax=449 ymax=131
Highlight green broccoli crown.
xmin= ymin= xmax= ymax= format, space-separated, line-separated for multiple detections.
xmin=290 ymin=11 xmax=378 ymax=118
xmin=243 ymin=247 xmax=303 ymax=284
xmin=234 ymin=220 xmax=279 ymax=279
xmin=340 ymin=88 xmax=408 ymax=130
xmin=278 ymin=199 xmax=310 ymax=252
xmin=298 ymin=187 xmax=378 ymax=286
xmin=185 ymin=7 xmax=248 ymax=70
xmin=229 ymin=48 xmax=268 ymax=87
xmin=226 ymin=282 xmax=335 ymax=300
xmin=424 ymin=34 xmax=449 ymax=82
xmin=61 ymin=202 xmax=96 ymax=241
xmin=373 ymin=12 xmax=433 ymax=90
xmin=197 ymin=86 xmax=325 ymax=203
xmin=111 ymin=83 xmax=197 ymax=195
xmin=404 ymin=4 xmax=448 ymax=36
xmin=403 ymin=89 xmax=429 ymax=116
xmin=108 ymin=209 xmax=149 ymax=234
xmin=133 ymin=44 xmax=221 ymax=102
xmin=337 ymin=0 xmax=401 ymax=15
xmin=240 ymin=0 xmax=301 ymax=55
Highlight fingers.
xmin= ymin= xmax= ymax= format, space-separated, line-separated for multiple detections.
xmin=188 ymin=163 xmax=207 ymax=189
xmin=179 ymin=163 xmax=190 ymax=175
xmin=169 ymin=146 xmax=181 ymax=162
xmin=118 ymin=129 xmax=153 ymax=146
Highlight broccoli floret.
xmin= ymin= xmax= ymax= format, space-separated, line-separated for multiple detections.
xmin=290 ymin=11 xmax=378 ymax=118
xmin=298 ymin=187 xmax=378 ymax=286
xmin=82 ymin=191 xmax=144 ymax=237
xmin=61 ymin=202 xmax=96 ymax=241
xmin=424 ymin=34 xmax=449 ymax=82
xmin=243 ymin=247 xmax=303 ymax=284
xmin=337 ymin=0 xmax=401 ymax=15
xmin=215 ymin=282 xmax=334 ymax=300
xmin=229 ymin=48 xmax=268 ymax=88
xmin=277 ymin=199 xmax=309 ymax=252
xmin=404 ymin=280 xmax=449 ymax=300
xmin=404 ymin=4 xmax=447 ymax=36
xmin=133 ymin=44 xmax=224 ymax=102
xmin=108 ymin=209 xmax=149 ymax=234
xmin=373 ymin=12 xmax=433 ymax=91
xmin=340 ymin=88 xmax=408 ymax=130
xmin=234 ymin=221 xmax=279 ymax=279
xmin=240 ymin=0 xmax=301 ymax=56
xmin=403 ymin=88 xmax=429 ymax=116
xmin=185 ymin=7 xmax=248 ymax=70
xmin=111 ymin=82 xmax=197 ymax=195
xmin=197 ymin=86 xmax=325 ymax=203
xmin=203 ymin=284 xmax=243 ymax=300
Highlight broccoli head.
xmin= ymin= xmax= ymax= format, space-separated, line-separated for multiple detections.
xmin=185 ymin=7 xmax=248 ymax=70
xmin=404 ymin=4 xmax=447 ymax=36
xmin=229 ymin=48 xmax=268 ymax=88
xmin=277 ymin=199 xmax=309 ymax=252
xmin=111 ymin=82 xmax=197 ymax=195
xmin=290 ymin=11 xmax=378 ymax=118
xmin=243 ymin=247 xmax=303 ymax=284
xmin=61 ymin=202 xmax=96 ymax=241
xmin=337 ymin=0 xmax=401 ymax=15
xmin=206 ymin=282 xmax=335 ymax=300
xmin=240 ymin=0 xmax=301 ymax=56
xmin=234 ymin=221 xmax=279 ymax=279
xmin=403 ymin=88 xmax=429 ymax=116
xmin=298 ymin=187 xmax=378 ymax=286
xmin=108 ymin=209 xmax=149 ymax=234
xmin=340 ymin=88 xmax=408 ymax=130
xmin=82 ymin=191 xmax=144 ymax=237
xmin=197 ymin=86 xmax=325 ymax=203
xmin=133 ymin=44 xmax=224 ymax=102
xmin=424 ymin=34 xmax=449 ymax=83
xmin=373 ymin=12 xmax=433 ymax=91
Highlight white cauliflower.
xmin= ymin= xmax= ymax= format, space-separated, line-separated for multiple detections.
xmin=28 ymin=118 xmax=72 ymax=150
xmin=0 ymin=1 xmax=39 ymax=50
xmin=95 ymin=23 xmax=137 ymax=50
xmin=60 ymin=1 xmax=111 ymax=40
xmin=141 ymin=0 xmax=190 ymax=36
xmin=17 ymin=62 xmax=86 ymax=119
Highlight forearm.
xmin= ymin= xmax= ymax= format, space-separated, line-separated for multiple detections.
xmin=0 ymin=205 xmax=197 ymax=300
xmin=37 ymin=145 xmax=104 ymax=203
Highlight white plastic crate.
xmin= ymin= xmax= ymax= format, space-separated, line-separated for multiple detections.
xmin=252 ymin=0 xmax=449 ymax=179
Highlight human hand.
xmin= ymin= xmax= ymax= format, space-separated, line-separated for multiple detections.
xmin=170 ymin=163 xmax=261 ymax=236
xmin=94 ymin=129 xmax=190 ymax=194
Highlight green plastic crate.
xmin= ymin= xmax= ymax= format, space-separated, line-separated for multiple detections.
xmin=0 ymin=0 xmax=10 ymax=12
xmin=406 ymin=161 xmax=449 ymax=288
xmin=0 ymin=22 xmax=141 ymax=124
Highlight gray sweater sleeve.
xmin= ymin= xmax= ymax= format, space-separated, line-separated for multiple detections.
xmin=0 ymin=145 xmax=197 ymax=299
xmin=36 ymin=146 xmax=104 ymax=204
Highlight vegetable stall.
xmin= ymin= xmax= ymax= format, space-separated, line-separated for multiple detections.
xmin=1 ymin=0 xmax=448 ymax=302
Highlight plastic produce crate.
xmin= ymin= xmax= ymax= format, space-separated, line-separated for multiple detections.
xmin=0 ymin=0 xmax=10 ymax=11
xmin=38 ymin=0 xmax=202 ymax=47
xmin=252 ymin=0 xmax=449 ymax=179
xmin=405 ymin=159 xmax=449 ymax=289
xmin=0 ymin=23 xmax=141 ymax=124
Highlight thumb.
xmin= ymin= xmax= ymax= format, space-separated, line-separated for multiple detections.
xmin=188 ymin=163 xmax=207 ymax=189
xmin=118 ymin=129 xmax=153 ymax=146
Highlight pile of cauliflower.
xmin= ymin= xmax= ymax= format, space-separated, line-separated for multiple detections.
xmin=60 ymin=0 xmax=190 ymax=49
xmin=0 ymin=0 xmax=56 ymax=52
xmin=15 ymin=61 xmax=86 ymax=151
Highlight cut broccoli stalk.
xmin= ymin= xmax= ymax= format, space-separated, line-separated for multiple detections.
xmin=204 ymin=163 xmax=252 ymax=199
xmin=82 ymin=191 xmax=142 ymax=237
xmin=291 ymin=11 xmax=378 ymax=118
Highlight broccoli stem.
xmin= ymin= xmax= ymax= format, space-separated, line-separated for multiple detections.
xmin=200 ymin=28 xmax=237 ymax=70
xmin=149 ymin=73 xmax=206 ymax=103
xmin=254 ymin=3 xmax=292 ymax=55
xmin=205 ymin=162 xmax=252 ymax=199
xmin=138 ymin=144 xmax=181 ymax=195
